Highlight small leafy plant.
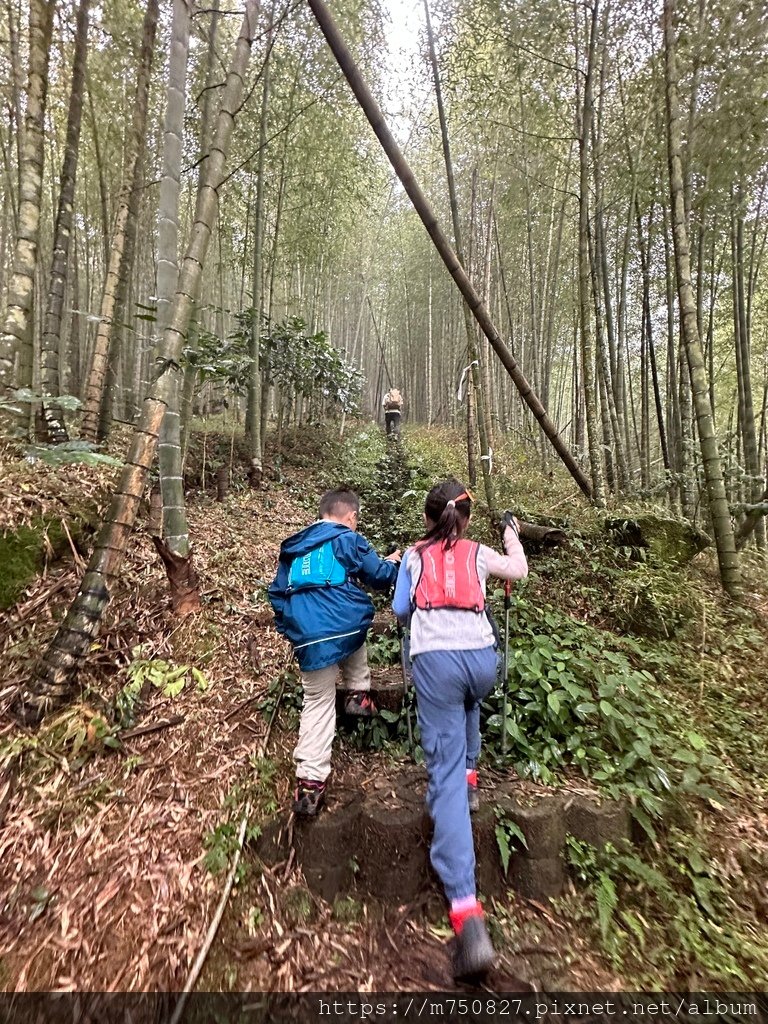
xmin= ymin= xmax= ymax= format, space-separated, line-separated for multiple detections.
xmin=494 ymin=807 xmax=528 ymax=875
xmin=124 ymin=650 xmax=209 ymax=698
xmin=367 ymin=630 xmax=400 ymax=666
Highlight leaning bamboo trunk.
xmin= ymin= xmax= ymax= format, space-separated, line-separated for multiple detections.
xmin=14 ymin=0 xmax=262 ymax=723
xmin=79 ymin=0 xmax=158 ymax=442
xmin=0 ymin=0 xmax=54 ymax=409
xmin=38 ymin=0 xmax=90 ymax=444
xmin=663 ymin=0 xmax=739 ymax=596
xmin=313 ymin=0 xmax=592 ymax=496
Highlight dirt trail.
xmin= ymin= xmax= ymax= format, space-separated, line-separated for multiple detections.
xmin=0 ymin=428 xmax=618 ymax=993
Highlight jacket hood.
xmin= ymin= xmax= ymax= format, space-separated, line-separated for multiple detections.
xmin=279 ymin=520 xmax=351 ymax=560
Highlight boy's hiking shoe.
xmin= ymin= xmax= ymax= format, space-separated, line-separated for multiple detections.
xmin=344 ymin=690 xmax=377 ymax=716
xmin=467 ymin=770 xmax=479 ymax=814
xmin=449 ymin=904 xmax=496 ymax=981
xmin=293 ymin=779 xmax=326 ymax=817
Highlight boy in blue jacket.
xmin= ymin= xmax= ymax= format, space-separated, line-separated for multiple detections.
xmin=268 ymin=488 xmax=401 ymax=815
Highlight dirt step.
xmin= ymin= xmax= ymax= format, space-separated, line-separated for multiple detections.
xmin=334 ymin=666 xmax=405 ymax=714
xmin=255 ymin=767 xmax=632 ymax=906
xmin=369 ymin=609 xmax=396 ymax=638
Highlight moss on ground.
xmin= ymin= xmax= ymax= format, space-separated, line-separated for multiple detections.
xmin=0 ymin=515 xmax=94 ymax=610
xmin=0 ymin=518 xmax=76 ymax=609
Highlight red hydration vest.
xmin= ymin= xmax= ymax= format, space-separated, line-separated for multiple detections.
xmin=413 ymin=539 xmax=485 ymax=612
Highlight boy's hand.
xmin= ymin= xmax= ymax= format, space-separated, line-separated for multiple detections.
xmin=385 ymin=548 xmax=402 ymax=563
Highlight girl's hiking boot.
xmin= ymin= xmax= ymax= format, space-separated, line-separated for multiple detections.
xmin=344 ymin=690 xmax=377 ymax=716
xmin=293 ymin=779 xmax=326 ymax=817
xmin=449 ymin=903 xmax=496 ymax=981
xmin=467 ymin=770 xmax=479 ymax=813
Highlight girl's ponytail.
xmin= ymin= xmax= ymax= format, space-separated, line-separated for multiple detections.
xmin=417 ymin=479 xmax=473 ymax=552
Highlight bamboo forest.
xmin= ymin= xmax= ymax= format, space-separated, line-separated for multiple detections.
xmin=1 ymin=0 xmax=768 ymax=1004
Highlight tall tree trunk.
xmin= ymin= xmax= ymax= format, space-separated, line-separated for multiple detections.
xmin=636 ymin=206 xmax=670 ymax=475
xmin=247 ymin=7 xmax=273 ymax=487
xmin=38 ymin=0 xmax=90 ymax=444
xmin=0 ymin=0 xmax=54 ymax=418
xmin=425 ymin=0 xmax=493 ymax=510
xmin=426 ymin=253 xmax=433 ymax=425
xmin=178 ymin=0 xmax=221 ymax=460
xmin=85 ymin=80 xmax=110 ymax=269
xmin=79 ymin=0 xmax=158 ymax=442
xmin=5 ymin=0 xmax=24 ymax=187
xmin=154 ymin=0 xmax=198 ymax=615
xmin=479 ymin=170 xmax=497 ymax=451
xmin=576 ymin=0 xmax=605 ymax=504
xmin=731 ymin=190 xmax=764 ymax=549
xmin=663 ymin=0 xmax=739 ymax=596
xmin=466 ymin=366 xmax=478 ymax=487
xmin=14 ymin=0 xmax=262 ymax=723
xmin=98 ymin=159 xmax=145 ymax=438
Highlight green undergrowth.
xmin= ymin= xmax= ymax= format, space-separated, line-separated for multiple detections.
xmin=481 ymin=593 xmax=727 ymax=831
xmin=329 ymin=425 xmax=766 ymax=802
xmin=176 ymin=420 xmax=767 ymax=988
xmin=565 ymin=833 xmax=768 ymax=987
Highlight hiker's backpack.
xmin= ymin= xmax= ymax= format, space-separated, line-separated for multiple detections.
xmin=412 ymin=539 xmax=485 ymax=612
xmin=287 ymin=540 xmax=347 ymax=592
xmin=385 ymin=388 xmax=402 ymax=410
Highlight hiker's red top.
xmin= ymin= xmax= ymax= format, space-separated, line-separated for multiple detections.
xmin=413 ymin=539 xmax=485 ymax=613
xmin=392 ymin=525 xmax=528 ymax=656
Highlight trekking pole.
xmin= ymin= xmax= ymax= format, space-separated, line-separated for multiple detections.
xmin=501 ymin=578 xmax=511 ymax=755
xmin=397 ymin=619 xmax=415 ymax=749
xmin=386 ymin=542 xmax=415 ymax=752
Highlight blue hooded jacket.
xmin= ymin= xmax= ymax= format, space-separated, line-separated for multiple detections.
xmin=268 ymin=520 xmax=398 ymax=671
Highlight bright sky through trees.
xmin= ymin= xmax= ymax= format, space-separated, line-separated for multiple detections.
xmin=379 ymin=0 xmax=427 ymax=143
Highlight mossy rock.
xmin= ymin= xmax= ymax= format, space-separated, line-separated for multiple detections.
xmin=280 ymin=884 xmax=317 ymax=927
xmin=605 ymin=514 xmax=710 ymax=564
xmin=331 ymin=895 xmax=364 ymax=923
xmin=0 ymin=517 xmax=89 ymax=610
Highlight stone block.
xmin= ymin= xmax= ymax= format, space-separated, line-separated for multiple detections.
xmin=472 ymin=804 xmax=507 ymax=897
xmin=509 ymin=854 xmax=566 ymax=902
xmin=356 ymin=784 xmax=430 ymax=901
xmin=292 ymin=792 xmax=362 ymax=903
xmin=253 ymin=814 xmax=290 ymax=866
xmin=564 ymin=794 xmax=631 ymax=850
xmin=498 ymin=795 xmax=566 ymax=858
xmin=335 ymin=666 xmax=404 ymax=715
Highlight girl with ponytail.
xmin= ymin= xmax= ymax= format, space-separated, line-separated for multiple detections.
xmin=392 ymin=478 xmax=528 ymax=980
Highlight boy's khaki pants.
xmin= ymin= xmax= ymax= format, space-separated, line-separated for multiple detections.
xmin=294 ymin=644 xmax=371 ymax=782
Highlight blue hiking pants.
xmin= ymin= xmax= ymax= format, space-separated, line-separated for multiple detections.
xmin=410 ymin=646 xmax=498 ymax=901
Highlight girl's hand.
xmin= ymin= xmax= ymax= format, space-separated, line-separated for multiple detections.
xmin=499 ymin=510 xmax=520 ymax=543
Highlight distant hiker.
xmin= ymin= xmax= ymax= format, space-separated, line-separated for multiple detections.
xmin=382 ymin=387 xmax=403 ymax=435
xmin=268 ymin=488 xmax=401 ymax=817
xmin=391 ymin=480 xmax=527 ymax=981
